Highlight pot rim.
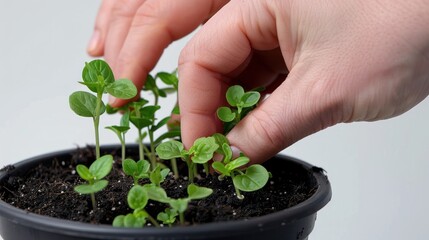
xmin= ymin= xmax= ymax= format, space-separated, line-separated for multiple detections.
xmin=0 ymin=145 xmax=331 ymax=238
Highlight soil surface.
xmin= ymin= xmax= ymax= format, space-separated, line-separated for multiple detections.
xmin=0 ymin=146 xmax=318 ymax=226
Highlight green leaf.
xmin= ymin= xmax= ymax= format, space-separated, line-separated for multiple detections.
xmin=105 ymin=79 xmax=137 ymax=99
xmin=127 ymin=185 xmax=148 ymax=210
xmin=136 ymin=160 xmax=151 ymax=177
xmin=156 ymin=140 xmax=184 ymax=159
xmin=232 ymin=165 xmax=269 ymax=192
xmin=143 ymin=184 xmax=170 ymax=203
xmin=171 ymin=105 xmax=180 ymax=115
xmin=149 ymin=166 xmax=163 ymax=186
xmin=123 ymin=213 xmax=146 ymax=228
xmin=112 ymin=215 xmax=125 ymax=227
xmin=69 ymin=91 xmax=105 ymax=117
xmin=122 ymin=158 xmax=138 ymax=176
xmin=130 ymin=116 xmax=152 ymax=130
xmin=143 ymin=74 xmax=156 ymax=91
xmin=226 ymin=85 xmax=244 ymax=107
xmin=82 ymin=59 xmax=115 ymax=88
xmin=157 ymin=71 xmax=178 ymax=89
xmin=169 ymin=199 xmax=189 ymax=214
xmin=161 ymin=168 xmax=170 ymax=179
xmin=241 ymin=91 xmax=260 ymax=108
xmin=190 ymin=137 xmax=219 ymax=164
xmin=76 ymin=164 xmax=93 ymax=181
xmin=222 ymin=143 xmax=232 ymax=163
xmin=226 ymin=156 xmax=249 ymax=170
xmin=187 ymin=184 xmax=213 ymax=200
xmin=212 ymin=161 xmax=230 ymax=176
xmin=152 ymin=116 xmax=170 ymax=132
xmin=120 ymin=111 xmax=130 ymax=128
xmin=157 ymin=208 xmax=177 ymax=224
xmin=89 ymin=155 xmax=113 ymax=180
xmin=105 ymin=126 xmax=130 ymax=135
xmin=74 ymin=180 xmax=108 ymax=194
xmin=140 ymin=105 xmax=161 ymax=120
xmin=216 ymin=107 xmax=236 ymax=122
xmin=105 ymin=104 xmax=119 ymax=114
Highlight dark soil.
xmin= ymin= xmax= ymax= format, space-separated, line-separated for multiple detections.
xmin=0 ymin=145 xmax=318 ymax=226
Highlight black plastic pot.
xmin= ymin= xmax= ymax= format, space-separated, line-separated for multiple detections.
xmin=0 ymin=145 xmax=331 ymax=240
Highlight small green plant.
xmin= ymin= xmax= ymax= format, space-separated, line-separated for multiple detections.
xmin=74 ymin=155 xmax=113 ymax=210
xmin=155 ymin=137 xmax=219 ymax=182
xmin=122 ymin=158 xmax=151 ymax=185
xmin=105 ymin=111 xmax=130 ymax=162
xmin=69 ymin=59 xmax=137 ymax=159
xmin=216 ymin=85 xmax=260 ymax=133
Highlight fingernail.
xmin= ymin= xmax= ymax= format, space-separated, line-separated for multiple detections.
xmin=230 ymin=146 xmax=242 ymax=158
xmin=87 ymin=30 xmax=100 ymax=53
xmin=108 ymin=95 xmax=118 ymax=107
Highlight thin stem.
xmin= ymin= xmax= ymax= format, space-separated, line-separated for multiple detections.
xmin=138 ymin=129 xmax=144 ymax=161
xmin=145 ymin=211 xmax=160 ymax=227
xmin=230 ymin=172 xmax=244 ymax=200
xmin=179 ymin=212 xmax=185 ymax=225
xmin=147 ymin=127 xmax=157 ymax=170
xmin=90 ymin=193 xmax=97 ymax=211
xmin=120 ymin=134 xmax=126 ymax=162
xmin=171 ymin=158 xmax=179 ymax=179
xmin=185 ymin=157 xmax=194 ymax=182
xmin=203 ymin=163 xmax=209 ymax=176
xmin=93 ymin=91 xmax=103 ymax=160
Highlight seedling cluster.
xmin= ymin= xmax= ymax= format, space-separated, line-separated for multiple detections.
xmin=69 ymin=60 xmax=270 ymax=227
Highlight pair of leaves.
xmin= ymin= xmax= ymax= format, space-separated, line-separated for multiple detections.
xmin=74 ymin=155 xmax=113 ymax=194
xmin=212 ymin=156 xmax=250 ymax=177
xmin=123 ymin=159 xmax=151 ymax=181
xmin=156 ymin=137 xmax=219 ymax=164
xmin=69 ymin=60 xmax=137 ymax=118
xmin=113 ymin=211 xmax=148 ymax=228
xmin=216 ymin=85 xmax=260 ymax=125
xmin=157 ymin=208 xmax=178 ymax=225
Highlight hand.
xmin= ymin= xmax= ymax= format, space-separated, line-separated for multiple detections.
xmin=87 ymin=0 xmax=229 ymax=107
xmin=178 ymin=0 xmax=429 ymax=163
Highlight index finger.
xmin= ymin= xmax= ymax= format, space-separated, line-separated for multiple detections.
xmin=178 ymin=1 xmax=279 ymax=148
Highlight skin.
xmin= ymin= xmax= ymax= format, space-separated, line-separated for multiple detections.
xmin=89 ymin=0 xmax=429 ymax=164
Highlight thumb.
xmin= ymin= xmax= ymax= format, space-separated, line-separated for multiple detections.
xmin=227 ymin=63 xmax=344 ymax=164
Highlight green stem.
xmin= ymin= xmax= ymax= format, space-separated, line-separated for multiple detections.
xmin=171 ymin=158 xmax=179 ymax=179
xmin=231 ymin=172 xmax=244 ymax=200
xmin=120 ymin=135 xmax=126 ymax=162
xmin=147 ymin=127 xmax=157 ymax=170
xmin=93 ymin=91 xmax=103 ymax=160
xmin=203 ymin=163 xmax=209 ymax=176
xmin=138 ymin=129 xmax=144 ymax=161
xmin=185 ymin=157 xmax=194 ymax=182
xmin=145 ymin=211 xmax=160 ymax=227
xmin=179 ymin=212 xmax=185 ymax=225
xmin=90 ymin=193 xmax=97 ymax=211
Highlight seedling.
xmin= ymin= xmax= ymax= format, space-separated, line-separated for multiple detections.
xmin=156 ymin=137 xmax=219 ymax=181
xmin=122 ymin=158 xmax=151 ymax=185
xmin=106 ymin=111 xmax=130 ymax=161
xmin=112 ymin=185 xmax=159 ymax=227
xmin=74 ymin=155 xmax=113 ymax=210
xmin=157 ymin=208 xmax=178 ymax=226
xmin=212 ymin=142 xmax=269 ymax=199
xmin=216 ymin=85 xmax=260 ymax=133
xmin=69 ymin=59 xmax=137 ymax=159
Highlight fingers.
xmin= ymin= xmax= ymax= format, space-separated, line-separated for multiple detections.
xmin=179 ymin=1 xmax=281 ymax=149
xmin=87 ymin=0 xmax=117 ymax=57
xmin=92 ymin=0 xmax=229 ymax=107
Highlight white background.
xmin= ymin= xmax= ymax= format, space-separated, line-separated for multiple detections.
xmin=1 ymin=1 xmax=428 ymax=240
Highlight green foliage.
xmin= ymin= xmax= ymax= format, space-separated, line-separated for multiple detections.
xmin=74 ymin=155 xmax=113 ymax=210
xmin=216 ymin=85 xmax=261 ymax=133
xmin=69 ymin=91 xmax=105 ymax=118
xmin=232 ymin=165 xmax=270 ymax=192
xmin=122 ymin=159 xmax=151 ymax=184
xmin=157 ymin=208 xmax=178 ymax=226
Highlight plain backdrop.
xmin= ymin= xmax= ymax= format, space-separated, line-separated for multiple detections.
xmin=1 ymin=1 xmax=428 ymax=240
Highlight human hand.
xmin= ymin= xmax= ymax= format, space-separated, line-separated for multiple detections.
xmin=178 ymin=0 xmax=429 ymax=163
xmin=87 ymin=0 xmax=229 ymax=107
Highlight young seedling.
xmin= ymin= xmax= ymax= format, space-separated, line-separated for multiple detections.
xmin=105 ymin=111 xmax=130 ymax=162
xmin=148 ymin=184 xmax=213 ymax=225
xmin=157 ymin=208 xmax=178 ymax=227
xmin=74 ymin=155 xmax=113 ymax=210
xmin=212 ymin=142 xmax=270 ymax=199
xmin=112 ymin=185 xmax=159 ymax=228
xmin=122 ymin=158 xmax=151 ymax=185
xmin=156 ymin=137 xmax=219 ymax=182
xmin=69 ymin=59 xmax=137 ymax=159
xmin=216 ymin=85 xmax=261 ymax=133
